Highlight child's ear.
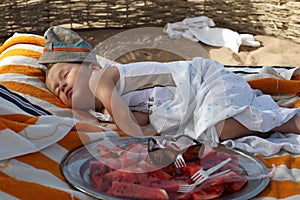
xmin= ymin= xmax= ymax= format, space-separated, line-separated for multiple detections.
xmin=89 ymin=64 xmax=101 ymax=71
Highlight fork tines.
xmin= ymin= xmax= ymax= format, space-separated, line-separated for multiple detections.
xmin=174 ymin=154 xmax=186 ymax=168
xmin=191 ymin=158 xmax=232 ymax=181
xmin=177 ymin=169 xmax=231 ymax=193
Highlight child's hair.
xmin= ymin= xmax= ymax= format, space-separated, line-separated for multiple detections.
xmin=44 ymin=61 xmax=95 ymax=78
xmin=44 ymin=63 xmax=55 ymax=78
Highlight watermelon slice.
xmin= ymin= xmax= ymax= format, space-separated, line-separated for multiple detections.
xmin=107 ymin=181 xmax=169 ymax=200
xmin=148 ymin=169 xmax=172 ymax=180
xmin=156 ymin=179 xmax=187 ymax=192
xmin=192 ymin=184 xmax=225 ymax=200
xmin=92 ymin=142 xmax=248 ymax=200
xmin=91 ymin=171 xmax=109 ymax=192
xmin=104 ymin=168 xmax=150 ymax=186
xmin=181 ymin=165 xmax=201 ymax=176
xmin=89 ymin=160 xmax=108 ymax=175
xmin=198 ymin=171 xmax=247 ymax=192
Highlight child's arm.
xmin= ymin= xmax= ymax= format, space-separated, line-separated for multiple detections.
xmin=89 ymin=67 xmax=145 ymax=136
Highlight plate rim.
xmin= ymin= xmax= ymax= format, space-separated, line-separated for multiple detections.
xmin=60 ymin=136 xmax=270 ymax=200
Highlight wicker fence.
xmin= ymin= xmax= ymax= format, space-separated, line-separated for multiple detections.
xmin=1 ymin=0 xmax=300 ymax=42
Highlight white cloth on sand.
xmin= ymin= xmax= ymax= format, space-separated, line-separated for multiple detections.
xmin=222 ymin=132 xmax=300 ymax=156
xmin=163 ymin=16 xmax=260 ymax=53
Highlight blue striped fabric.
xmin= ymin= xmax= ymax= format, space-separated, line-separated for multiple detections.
xmin=224 ymin=65 xmax=296 ymax=76
xmin=0 ymin=84 xmax=52 ymax=116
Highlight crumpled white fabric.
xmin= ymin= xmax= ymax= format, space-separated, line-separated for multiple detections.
xmin=222 ymin=132 xmax=300 ymax=156
xmin=149 ymin=57 xmax=300 ymax=148
xmin=163 ymin=16 xmax=260 ymax=53
xmin=88 ymin=109 xmax=113 ymax=122
xmin=219 ymin=66 xmax=300 ymax=156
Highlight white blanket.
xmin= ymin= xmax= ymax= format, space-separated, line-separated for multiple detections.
xmin=149 ymin=58 xmax=300 ymax=151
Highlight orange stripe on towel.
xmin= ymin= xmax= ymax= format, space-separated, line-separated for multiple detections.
xmin=256 ymin=154 xmax=300 ymax=169
xmin=256 ymin=180 xmax=300 ymax=199
xmin=0 ymin=36 xmax=45 ymax=53
xmin=0 ymin=114 xmax=38 ymax=132
xmin=0 ymin=170 xmax=10 ymax=178
xmin=294 ymin=99 xmax=300 ymax=108
xmin=292 ymin=75 xmax=300 ymax=80
xmin=0 ymin=65 xmax=45 ymax=82
xmin=248 ymin=78 xmax=300 ymax=95
xmin=0 ymin=48 xmax=42 ymax=60
xmin=57 ymin=130 xmax=85 ymax=151
xmin=0 ymin=176 xmax=79 ymax=200
xmin=0 ymin=81 xmax=68 ymax=108
xmin=255 ymin=154 xmax=300 ymax=198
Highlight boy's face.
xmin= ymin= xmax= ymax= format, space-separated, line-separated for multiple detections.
xmin=46 ymin=62 xmax=96 ymax=110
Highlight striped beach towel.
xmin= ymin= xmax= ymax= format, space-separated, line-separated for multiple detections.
xmin=0 ymin=32 xmax=300 ymax=199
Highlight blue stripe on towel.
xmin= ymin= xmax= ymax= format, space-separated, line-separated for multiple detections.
xmin=0 ymin=84 xmax=52 ymax=116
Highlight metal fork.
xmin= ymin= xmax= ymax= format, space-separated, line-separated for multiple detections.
xmin=167 ymin=135 xmax=202 ymax=168
xmin=174 ymin=153 xmax=186 ymax=168
xmin=148 ymin=135 xmax=202 ymax=168
xmin=150 ymin=138 xmax=186 ymax=168
xmin=177 ymin=169 xmax=231 ymax=193
xmin=191 ymin=157 xmax=232 ymax=182
xmin=177 ymin=157 xmax=232 ymax=193
xmin=163 ymin=139 xmax=187 ymax=168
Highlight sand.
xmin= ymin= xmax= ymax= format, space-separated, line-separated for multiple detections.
xmin=77 ymin=28 xmax=300 ymax=67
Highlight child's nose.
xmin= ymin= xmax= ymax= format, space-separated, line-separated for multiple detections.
xmin=60 ymin=82 xmax=67 ymax=91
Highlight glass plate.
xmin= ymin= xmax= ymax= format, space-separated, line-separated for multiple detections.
xmin=61 ymin=136 xmax=270 ymax=200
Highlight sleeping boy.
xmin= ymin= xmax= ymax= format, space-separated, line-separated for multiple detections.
xmin=39 ymin=26 xmax=300 ymax=146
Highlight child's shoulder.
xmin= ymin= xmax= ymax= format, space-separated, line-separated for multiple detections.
xmin=119 ymin=61 xmax=170 ymax=73
xmin=89 ymin=65 xmax=120 ymax=84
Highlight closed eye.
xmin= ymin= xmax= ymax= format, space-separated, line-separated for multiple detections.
xmin=64 ymin=71 xmax=69 ymax=79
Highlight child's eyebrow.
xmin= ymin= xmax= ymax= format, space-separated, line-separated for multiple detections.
xmin=51 ymin=69 xmax=64 ymax=95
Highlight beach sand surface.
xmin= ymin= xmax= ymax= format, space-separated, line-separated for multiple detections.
xmin=75 ymin=28 xmax=300 ymax=67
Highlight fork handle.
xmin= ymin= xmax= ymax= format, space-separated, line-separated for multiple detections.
xmin=207 ymin=158 xmax=232 ymax=174
xmin=209 ymin=169 xmax=231 ymax=179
